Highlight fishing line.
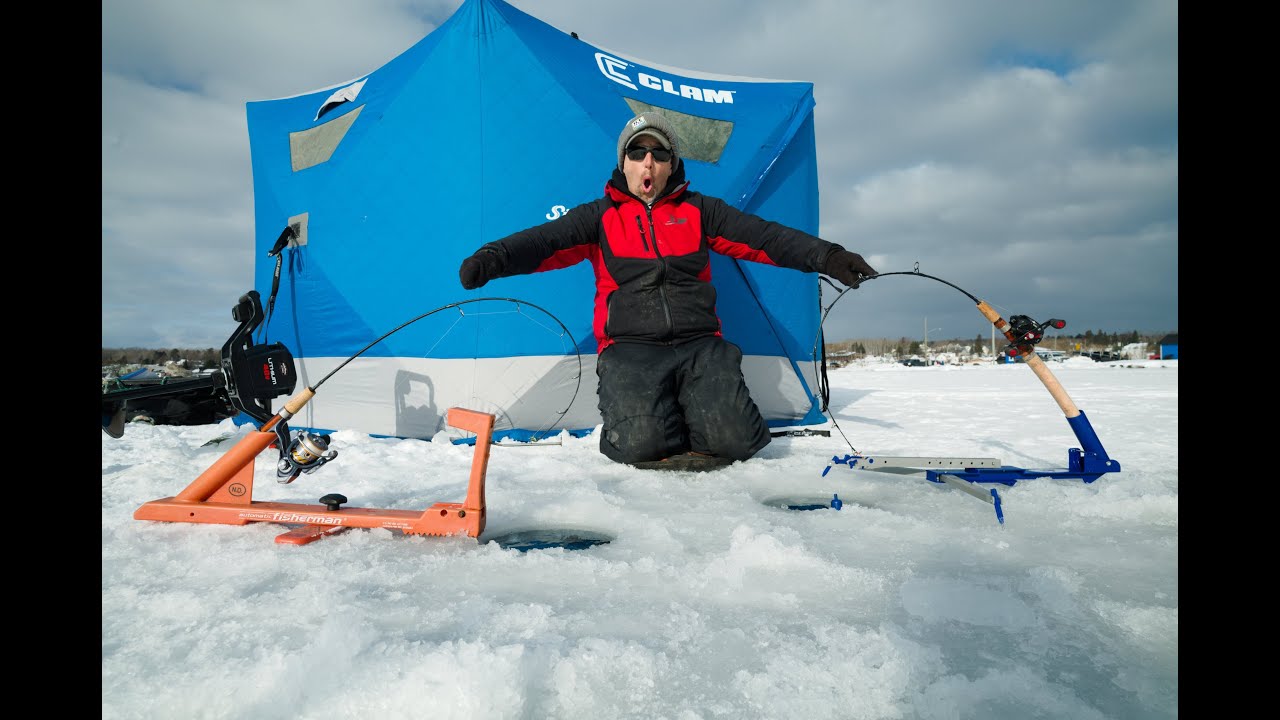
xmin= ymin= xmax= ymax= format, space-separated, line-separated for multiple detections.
xmin=308 ymin=297 xmax=582 ymax=443
xmin=811 ymin=265 xmax=987 ymax=454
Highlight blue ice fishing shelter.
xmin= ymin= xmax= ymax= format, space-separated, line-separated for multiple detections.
xmin=245 ymin=0 xmax=829 ymax=441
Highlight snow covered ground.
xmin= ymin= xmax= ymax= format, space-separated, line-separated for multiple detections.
xmin=102 ymin=357 xmax=1177 ymax=719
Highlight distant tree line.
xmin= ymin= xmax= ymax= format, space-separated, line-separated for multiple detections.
xmin=102 ymin=347 xmax=221 ymax=369
xmin=106 ymin=329 xmax=1170 ymax=369
xmin=823 ymin=330 xmax=1171 ymax=359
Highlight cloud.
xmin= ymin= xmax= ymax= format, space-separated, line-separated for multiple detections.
xmin=102 ymin=0 xmax=1176 ymax=347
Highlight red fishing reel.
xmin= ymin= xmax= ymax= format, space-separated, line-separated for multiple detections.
xmin=1003 ymin=314 xmax=1066 ymax=357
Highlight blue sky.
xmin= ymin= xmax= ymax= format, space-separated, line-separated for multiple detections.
xmin=102 ymin=0 xmax=1177 ymax=349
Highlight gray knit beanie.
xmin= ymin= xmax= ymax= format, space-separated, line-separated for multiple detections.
xmin=617 ymin=112 xmax=681 ymax=171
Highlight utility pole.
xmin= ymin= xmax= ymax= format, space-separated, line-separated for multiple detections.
xmin=924 ymin=317 xmax=943 ymax=363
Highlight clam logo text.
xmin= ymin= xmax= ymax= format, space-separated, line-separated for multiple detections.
xmin=595 ymin=53 xmax=735 ymax=104
xmin=546 ymin=204 xmax=570 ymax=220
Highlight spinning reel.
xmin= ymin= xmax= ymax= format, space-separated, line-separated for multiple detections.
xmin=276 ymin=431 xmax=338 ymax=483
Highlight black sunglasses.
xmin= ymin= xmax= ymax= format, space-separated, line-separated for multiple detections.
xmin=626 ymin=145 xmax=673 ymax=162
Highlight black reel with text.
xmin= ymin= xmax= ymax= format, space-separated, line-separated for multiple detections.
xmin=104 ymin=291 xmax=331 ymax=483
xmin=221 ymin=291 xmax=337 ymax=483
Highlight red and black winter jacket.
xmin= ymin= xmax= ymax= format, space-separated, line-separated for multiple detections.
xmin=477 ymin=169 xmax=844 ymax=353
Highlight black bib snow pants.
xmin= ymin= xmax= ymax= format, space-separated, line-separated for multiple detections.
xmin=595 ymin=335 xmax=771 ymax=464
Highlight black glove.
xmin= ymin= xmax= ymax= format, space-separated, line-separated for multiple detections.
xmin=823 ymin=249 xmax=877 ymax=289
xmin=459 ymin=248 xmax=505 ymax=290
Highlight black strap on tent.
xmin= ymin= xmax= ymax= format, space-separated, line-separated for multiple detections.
xmin=814 ymin=307 xmax=832 ymax=412
xmin=261 ymin=224 xmax=299 ymax=340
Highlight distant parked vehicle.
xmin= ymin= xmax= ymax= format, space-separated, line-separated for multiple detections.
xmin=900 ymin=358 xmax=927 ymax=367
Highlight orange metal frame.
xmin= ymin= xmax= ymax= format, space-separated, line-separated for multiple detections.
xmin=134 ymin=406 xmax=494 ymax=546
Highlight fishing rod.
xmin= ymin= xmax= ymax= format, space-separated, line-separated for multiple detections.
xmin=811 ymin=266 xmax=1122 ymax=523
xmin=268 ymin=295 xmax=583 ymax=482
xmin=129 ymin=289 xmax=582 ymax=545
xmin=107 ymin=290 xmax=582 ymax=481
xmin=817 ymin=265 xmax=1092 ymax=426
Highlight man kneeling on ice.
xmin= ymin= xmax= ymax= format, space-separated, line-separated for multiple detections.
xmin=458 ymin=112 xmax=876 ymax=471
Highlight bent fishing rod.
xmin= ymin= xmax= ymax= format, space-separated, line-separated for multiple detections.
xmin=220 ymin=291 xmax=582 ymax=483
xmin=815 ymin=265 xmax=1117 ymax=472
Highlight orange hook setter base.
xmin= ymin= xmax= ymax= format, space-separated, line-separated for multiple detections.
xmin=133 ymin=407 xmax=494 ymax=546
